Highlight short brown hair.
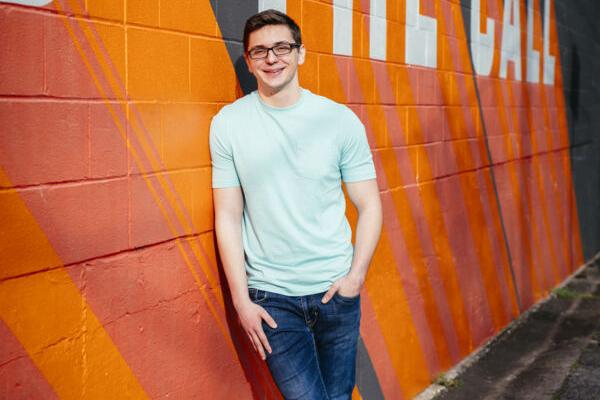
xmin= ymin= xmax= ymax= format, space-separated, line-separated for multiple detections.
xmin=243 ymin=9 xmax=302 ymax=52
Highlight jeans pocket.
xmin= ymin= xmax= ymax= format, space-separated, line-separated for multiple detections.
xmin=333 ymin=292 xmax=360 ymax=304
xmin=248 ymin=288 xmax=268 ymax=304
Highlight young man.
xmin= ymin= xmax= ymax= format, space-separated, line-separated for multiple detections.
xmin=210 ymin=9 xmax=382 ymax=400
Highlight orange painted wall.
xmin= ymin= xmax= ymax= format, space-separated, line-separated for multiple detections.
xmin=0 ymin=0 xmax=587 ymax=399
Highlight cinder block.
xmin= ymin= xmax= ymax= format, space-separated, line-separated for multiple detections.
xmin=90 ymin=102 xmax=128 ymax=178
xmin=439 ymin=34 xmax=458 ymax=72
xmin=387 ymin=20 xmax=404 ymax=64
xmin=0 ymin=322 xmax=59 ymax=400
xmin=0 ymin=186 xmax=63 ymax=280
xmin=350 ymin=59 xmax=376 ymax=104
xmin=303 ymin=1 xmax=333 ymax=54
xmin=443 ymin=106 xmax=469 ymax=140
xmin=19 ymin=179 xmax=129 ymax=265
xmin=0 ymin=7 xmax=44 ymax=95
xmin=162 ymin=103 xmax=216 ymax=170
xmin=193 ymin=232 xmax=219 ymax=279
xmin=394 ymin=65 xmax=415 ymax=105
xmin=45 ymin=16 xmax=125 ymax=99
xmin=377 ymin=148 xmax=403 ymax=190
xmin=192 ymin=168 xmax=214 ymax=235
xmin=190 ymin=37 xmax=237 ymax=102
xmin=481 ymin=107 xmax=502 ymax=137
xmin=128 ymin=103 xmax=162 ymax=175
xmin=168 ymin=170 xmax=195 ymax=233
xmin=424 ymin=141 xmax=458 ymax=179
xmin=299 ymin=51 xmax=319 ymax=93
xmin=372 ymin=63 xmax=393 ymax=105
xmin=128 ymin=28 xmax=189 ymax=101
xmin=392 ymin=146 xmax=417 ymax=186
xmin=130 ymin=173 xmax=177 ymax=248
xmin=92 ymin=21 xmax=127 ymax=90
xmin=86 ymin=0 xmax=124 ymax=22
xmin=286 ymin=0 xmax=302 ymax=23
xmin=357 ymin=12 xmax=369 ymax=59
xmin=416 ymin=68 xmax=443 ymax=105
xmin=160 ymin=0 xmax=217 ymax=36
xmin=476 ymin=76 xmax=497 ymax=107
xmin=364 ymin=105 xmax=390 ymax=148
xmin=0 ymin=102 xmax=88 ymax=186
xmin=487 ymin=134 xmax=509 ymax=164
xmin=389 ymin=106 xmax=408 ymax=146
xmin=76 ymin=242 xmax=198 ymax=323
xmin=93 ymin=289 xmax=251 ymax=399
xmin=130 ymin=169 xmax=201 ymax=245
xmin=318 ymin=54 xmax=347 ymax=104
xmin=438 ymin=71 xmax=462 ymax=106
xmin=416 ymin=106 xmax=445 ymax=143
xmin=386 ymin=0 xmax=402 ymax=23
xmin=126 ymin=0 xmax=159 ymax=26
xmin=381 ymin=105 xmax=403 ymax=146
xmin=1 ymin=269 xmax=84 ymax=353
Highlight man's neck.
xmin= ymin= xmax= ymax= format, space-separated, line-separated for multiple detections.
xmin=257 ymin=84 xmax=302 ymax=108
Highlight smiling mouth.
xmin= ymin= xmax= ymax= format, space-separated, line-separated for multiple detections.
xmin=263 ymin=67 xmax=284 ymax=76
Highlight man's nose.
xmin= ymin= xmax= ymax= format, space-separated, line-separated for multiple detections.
xmin=265 ymin=48 xmax=279 ymax=63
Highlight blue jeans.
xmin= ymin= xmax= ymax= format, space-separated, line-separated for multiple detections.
xmin=248 ymin=288 xmax=361 ymax=400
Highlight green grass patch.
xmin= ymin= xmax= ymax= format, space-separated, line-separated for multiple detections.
xmin=552 ymin=287 xmax=596 ymax=300
xmin=552 ymin=287 xmax=581 ymax=299
xmin=433 ymin=374 xmax=462 ymax=389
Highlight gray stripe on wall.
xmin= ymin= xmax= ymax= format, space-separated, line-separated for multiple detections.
xmin=209 ymin=0 xmax=259 ymax=94
xmin=356 ymin=336 xmax=385 ymax=400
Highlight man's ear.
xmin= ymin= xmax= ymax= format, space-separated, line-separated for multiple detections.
xmin=298 ymin=44 xmax=306 ymax=66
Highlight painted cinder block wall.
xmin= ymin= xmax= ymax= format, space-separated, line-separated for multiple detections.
xmin=1 ymin=0 xmax=598 ymax=398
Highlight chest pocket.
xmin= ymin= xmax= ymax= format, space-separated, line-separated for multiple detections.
xmin=295 ymin=140 xmax=338 ymax=181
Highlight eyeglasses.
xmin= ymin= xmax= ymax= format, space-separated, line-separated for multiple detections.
xmin=247 ymin=42 xmax=301 ymax=60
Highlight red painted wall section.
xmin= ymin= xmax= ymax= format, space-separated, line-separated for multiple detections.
xmin=0 ymin=0 xmax=588 ymax=399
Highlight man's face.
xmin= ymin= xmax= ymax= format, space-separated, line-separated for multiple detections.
xmin=245 ymin=24 xmax=305 ymax=95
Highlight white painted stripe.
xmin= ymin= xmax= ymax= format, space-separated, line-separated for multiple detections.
xmin=470 ymin=0 xmax=495 ymax=76
xmin=526 ymin=0 xmax=541 ymax=83
xmin=369 ymin=0 xmax=387 ymax=60
xmin=500 ymin=0 xmax=522 ymax=80
xmin=405 ymin=0 xmax=437 ymax=68
xmin=333 ymin=0 xmax=353 ymax=56
xmin=258 ymin=0 xmax=286 ymax=13
xmin=1 ymin=0 xmax=51 ymax=5
xmin=543 ymin=0 xmax=555 ymax=85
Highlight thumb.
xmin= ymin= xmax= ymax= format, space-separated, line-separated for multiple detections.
xmin=321 ymin=284 xmax=339 ymax=304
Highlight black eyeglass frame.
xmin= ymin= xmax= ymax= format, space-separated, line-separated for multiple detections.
xmin=247 ymin=42 xmax=302 ymax=60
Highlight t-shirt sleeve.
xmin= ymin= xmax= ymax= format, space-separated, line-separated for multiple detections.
xmin=339 ymin=112 xmax=377 ymax=183
xmin=209 ymin=112 xmax=241 ymax=188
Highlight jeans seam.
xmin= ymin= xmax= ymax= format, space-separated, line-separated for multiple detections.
xmin=309 ymin=331 xmax=330 ymax=400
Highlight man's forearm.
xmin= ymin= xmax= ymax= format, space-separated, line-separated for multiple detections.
xmin=215 ymin=213 xmax=250 ymax=308
xmin=347 ymin=202 xmax=382 ymax=285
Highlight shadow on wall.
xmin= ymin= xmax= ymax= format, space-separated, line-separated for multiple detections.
xmin=234 ymin=53 xmax=258 ymax=95
xmin=214 ymin=232 xmax=280 ymax=399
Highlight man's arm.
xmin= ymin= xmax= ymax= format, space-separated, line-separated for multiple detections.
xmin=321 ymin=178 xmax=382 ymax=302
xmin=213 ymin=187 xmax=277 ymax=359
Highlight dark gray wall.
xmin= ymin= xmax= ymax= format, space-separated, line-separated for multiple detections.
xmin=555 ymin=0 xmax=600 ymax=260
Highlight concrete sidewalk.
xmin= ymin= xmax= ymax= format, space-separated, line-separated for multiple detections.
xmin=419 ymin=257 xmax=600 ymax=400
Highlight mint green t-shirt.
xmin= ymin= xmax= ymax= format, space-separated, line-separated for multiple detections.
xmin=209 ymin=89 xmax=376 ymax=296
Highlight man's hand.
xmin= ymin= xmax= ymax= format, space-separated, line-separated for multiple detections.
xmin=236 ymin=299 xmax=277 ymax=360
xmin=321 ymin=274 xmax=363 ymax=303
